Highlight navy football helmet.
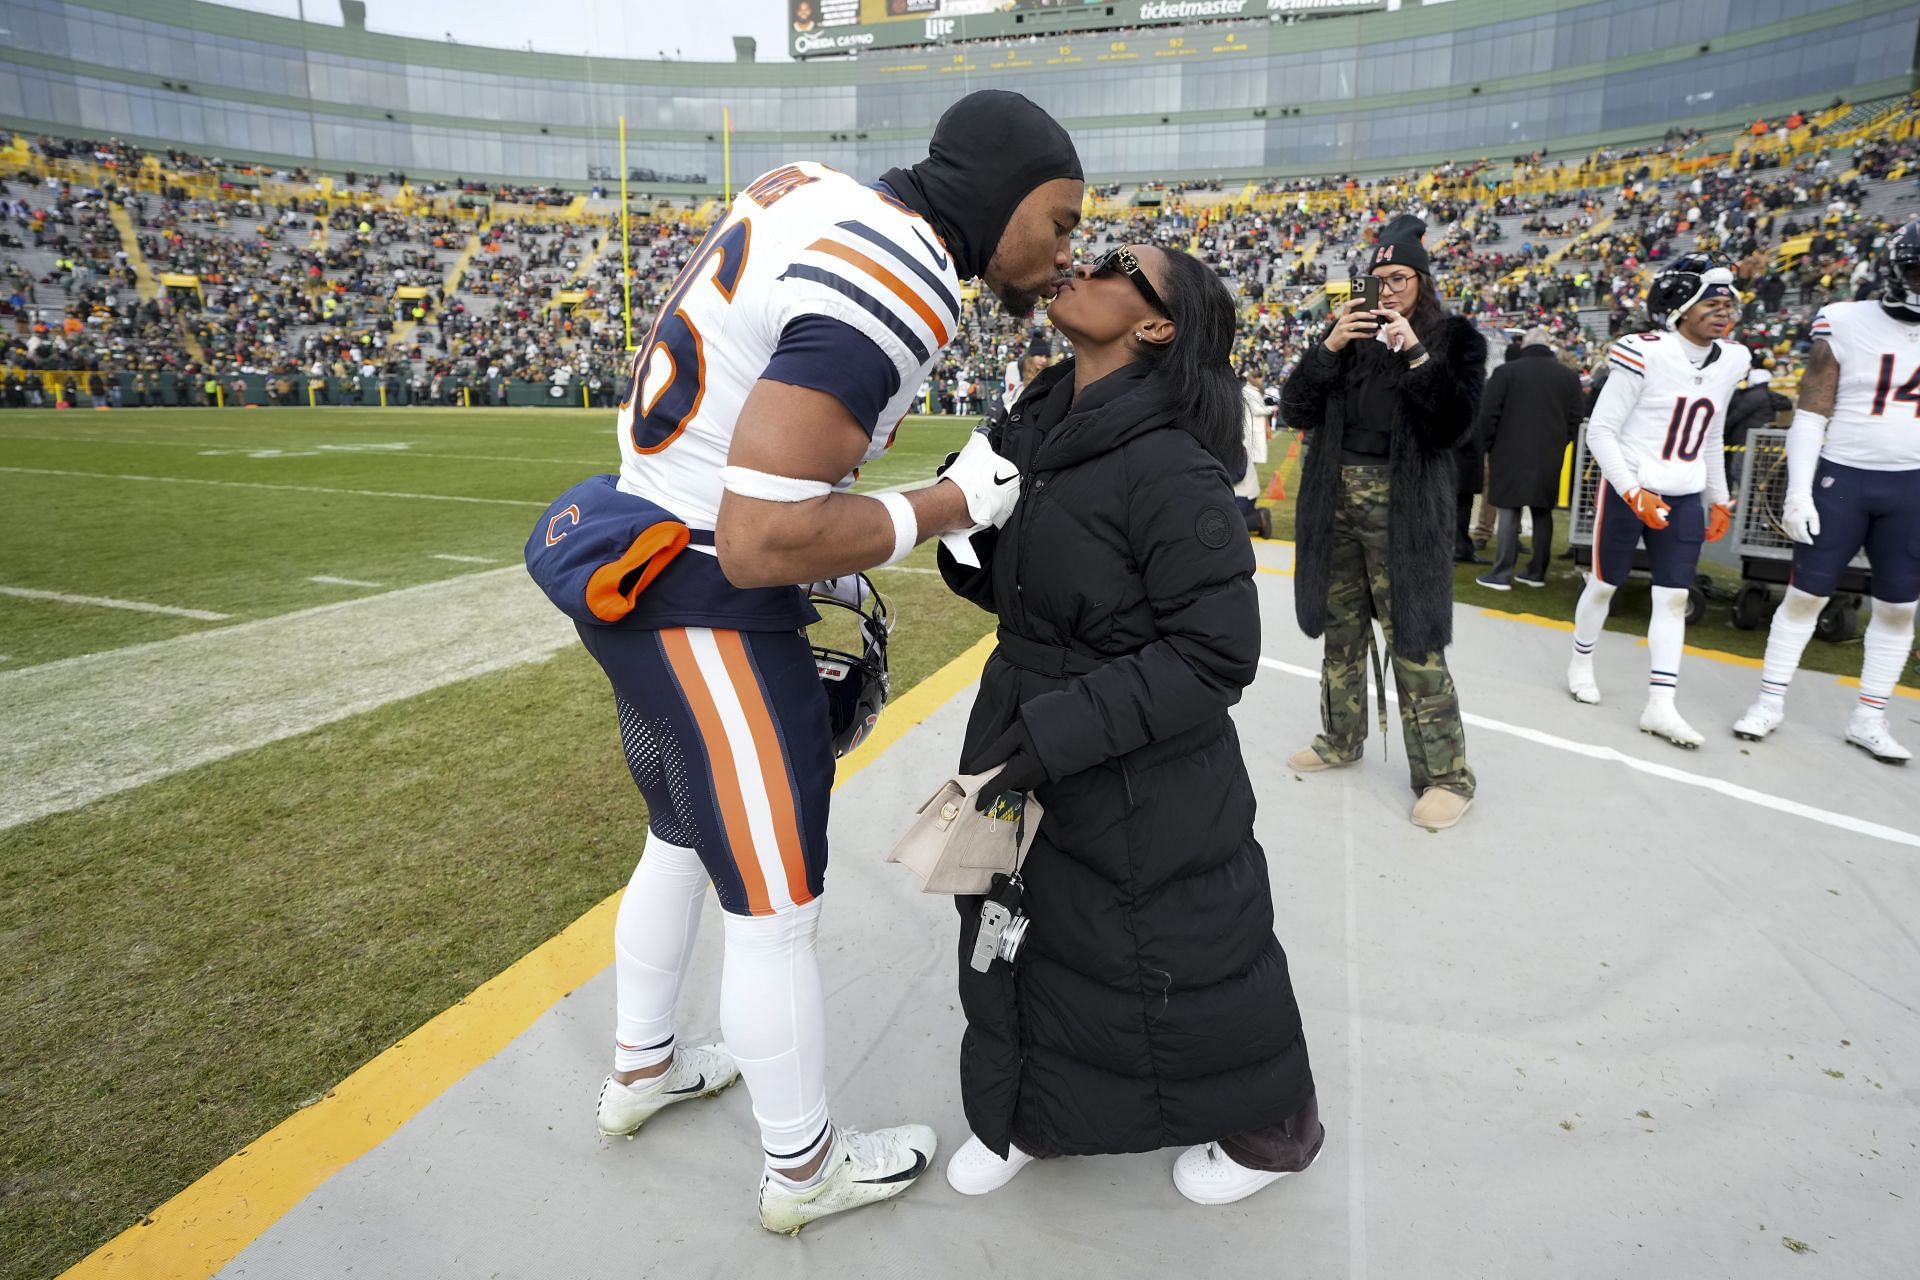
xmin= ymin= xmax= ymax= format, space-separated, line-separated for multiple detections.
xmin=1878 ymin=220 xmax=1920 ymax=314
xmin=808 ymin=574 xmax=890 ymax=758
xmin=1646 ymin=251 xmax=1738 ymax=330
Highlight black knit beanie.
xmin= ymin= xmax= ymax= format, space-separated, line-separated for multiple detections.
xmin=1368 ymin=213 xmax=1431 ymax=275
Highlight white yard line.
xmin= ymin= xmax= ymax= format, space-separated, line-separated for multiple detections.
xmin=0 ymin=568 xmax=574 ymax=831
xmin=308 ymin=576 xmax=386 ymax=588
xmin=0 ymin=466 xmax=546 ymax=507
xmin=430 ymin=554 xmax=499 ymax=564
xmin=0 ymin=585 xmax=232 ymax=621
xmin=0 ymin=435 xmax=608 ymax=467
xmin=1256 ymin=656 xmax=1920 ymax=850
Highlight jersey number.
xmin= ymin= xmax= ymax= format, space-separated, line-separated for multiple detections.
xmin=620 ymin=216 xmax=753 ymax=454
xmin=1660 ymin=396 xmax=1715 ymax=462
xmin=1869 ymin=353 xmax=1920 ymax=418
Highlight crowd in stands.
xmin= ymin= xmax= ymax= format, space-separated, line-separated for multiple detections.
xmin=4 ymin=97 xmax=1915 ymax=412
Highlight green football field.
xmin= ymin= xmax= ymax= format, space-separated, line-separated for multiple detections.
xmin=0 ymin=406 xmax=1902 ymax=1279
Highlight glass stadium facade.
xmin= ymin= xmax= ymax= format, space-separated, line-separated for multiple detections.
xmin=0 ymin=0 xmax=1913 ymax=189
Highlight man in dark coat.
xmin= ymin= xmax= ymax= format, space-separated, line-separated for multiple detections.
xmin=1722 ymin=366 xmax=1791 ymax=489
xmin=1475 ymin=327 xmax=1586 ymax=588
xmin=938 ymin=359 xmax=1318 ymax=1179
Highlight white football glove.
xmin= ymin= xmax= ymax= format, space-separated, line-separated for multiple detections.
xmin=809 ymin=575 xmax=870 ymax=608
xmin=1781 ymin=491 xmax=1820 ymax=545
xmin=939 ymin=428 xmax=1023 ymax=529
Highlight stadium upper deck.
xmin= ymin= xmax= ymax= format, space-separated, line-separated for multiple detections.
xmin=0 ymin=0 xmax=1910 ymax=191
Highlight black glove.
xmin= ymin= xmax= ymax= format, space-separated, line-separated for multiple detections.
xmin=970 ymin=719 xmax=1046 ymax=811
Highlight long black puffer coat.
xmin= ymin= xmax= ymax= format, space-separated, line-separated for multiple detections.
xmin=937 ymin=359 xmax=1315 ymax=1160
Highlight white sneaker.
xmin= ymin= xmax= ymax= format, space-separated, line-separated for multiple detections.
xmin=1732 ymin=698 xmax=1786 ymax=742
xmin=1173 ymin=1141 xmax=1319 ymax=1206
xmin=758 ymin=1123 xmax=937 ymax=1235
xmin=945 ymin=1133 xmax=1035 ymax=1195
xmin=1846 ymin=713 xmax=1913 ymax=764
xmin=595 ymin=1043 xmax=740 ymax=1138
xmin=1640 ymin=698 xmax=1705 ymax=749
xmin=1567 ymin=655 xmax=1600 ymax=705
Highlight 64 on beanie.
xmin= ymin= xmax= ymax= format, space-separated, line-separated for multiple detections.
xmin=1367 ymin=213 xmax=1431 ymax=276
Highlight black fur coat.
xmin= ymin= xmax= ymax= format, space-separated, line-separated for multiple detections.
xmin=1279 ymin=313 xmax=1487 ymax=657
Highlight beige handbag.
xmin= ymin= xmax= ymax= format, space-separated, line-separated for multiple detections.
xmin=886 ymin=772 xmax=1044 ymax=895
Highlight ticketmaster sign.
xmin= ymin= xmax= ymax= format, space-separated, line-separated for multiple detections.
xmin=787 ymin=0 xmax=1387 ymax=60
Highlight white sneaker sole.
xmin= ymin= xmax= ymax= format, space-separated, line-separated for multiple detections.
xmin=1174 ymin=1142 xmax=1321 ymax=1206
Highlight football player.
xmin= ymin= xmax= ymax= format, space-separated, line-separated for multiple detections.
xmin=1567 ymin=253 xmax=1750 ymax=747
xmin=1732 ymin=221 xmax=1920 ymax=763
xmin=576 ymin=92 xmax=1083 ymax=1232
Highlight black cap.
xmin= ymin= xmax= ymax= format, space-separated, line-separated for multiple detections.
xmin=1368 ymin=213 xmax=1430 ymax=275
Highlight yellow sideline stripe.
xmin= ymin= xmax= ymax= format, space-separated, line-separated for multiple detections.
xmin=1837 ymin=675 xmax=1920 ymax=702
xmin=60 ymin=630 xmax=998 ymax=1280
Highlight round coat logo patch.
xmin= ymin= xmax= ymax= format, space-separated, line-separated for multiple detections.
xmin=1196 ymin=506 xmax=1233 ymax=548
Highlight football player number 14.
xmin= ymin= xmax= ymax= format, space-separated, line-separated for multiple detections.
xmin=1870 ymin=353 xmax=1920 ymax=418
xmin=620 ymin=216 xmax=753 ymax=454
xmin=1661 ymin=396 xmax=1714 ymax=461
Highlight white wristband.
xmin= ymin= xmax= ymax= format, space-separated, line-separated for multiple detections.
xmin=1784 ymin=408 xmax=1828 ymax=499
xmin=719 ymin=465 xmax=833 ymax=502
xmin=873 ymin=491 xmax=917 ymax=566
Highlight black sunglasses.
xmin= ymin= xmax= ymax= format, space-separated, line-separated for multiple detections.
xmin=1089 ymin=247 xmax=1168 ymax=316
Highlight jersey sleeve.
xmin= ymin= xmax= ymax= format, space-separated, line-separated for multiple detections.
xmin=770 ymin=216 xmax=961 ymax=410
xmin=1607 ymin=335 xmax=1648 ymax=380
xmin=760 ymin=314 xmax=900 ymax=438
xmin=1808 ymin=305 xmax=1834 ymax=347
xmin=1585 ymin=353 xmax=1644 ymax=496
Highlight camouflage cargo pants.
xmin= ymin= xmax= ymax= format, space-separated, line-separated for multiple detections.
xmin=1312 ymin=466 xmax=1476 ymax=798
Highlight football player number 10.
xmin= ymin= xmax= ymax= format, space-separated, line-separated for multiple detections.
xmin=619 ymin=216 xmax=753 ymax=454
xmin=1661 ymin=396 xmax=1714 ymax=462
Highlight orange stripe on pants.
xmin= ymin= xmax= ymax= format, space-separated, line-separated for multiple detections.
xmin=1592 ymin=479 xmax=1610 ymax=585
xmin=659 ymin=628 xmax=773 ymax=917
xmin=712 ymin=630 xmax=815 ymax=908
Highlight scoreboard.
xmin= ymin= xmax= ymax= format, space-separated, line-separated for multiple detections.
xmin=787 ymin=0 xmax=1388 ymax=59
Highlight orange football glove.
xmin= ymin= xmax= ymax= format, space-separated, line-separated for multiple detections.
xmin=1706 ymin=501 xmax=1733 ymax=543
xmin=1624 ymin=487 xmax=1670 ymax=530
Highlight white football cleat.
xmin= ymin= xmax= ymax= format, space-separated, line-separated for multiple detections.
xmin=945 ymin=1133 xmax=1035 ymax=1195
xmin=1566 ymin=655 xmax=1600 ymax=705
xmin=758 ymin=1123 xmax=937 ymax=1235
xmin=1640 ymin=699 xmax=1705 ymax=749
xmin=1173 ymin=1140 xmax=1320 ymax=1206
xmin=595 ymin=1043 xmax=740 ymax=1138
xmin=1845 ymin=713 xmax=1912 ymax=765
xmin=1732 ymin=699 xmax=1786 ymax=742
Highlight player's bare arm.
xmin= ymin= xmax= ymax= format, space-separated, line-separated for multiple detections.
xmin=1797 ymin=339 xmax=1838 ymax=415
xmin=716 ymin=379 xmax=973 ymax=588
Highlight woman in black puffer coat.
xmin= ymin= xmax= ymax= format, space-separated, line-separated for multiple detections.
xmin=935 ymin=244 xmax=1320 ymax=1208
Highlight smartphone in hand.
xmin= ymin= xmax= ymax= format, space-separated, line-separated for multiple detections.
xmin=1353 ymin=276 xmax=1382 ymax=311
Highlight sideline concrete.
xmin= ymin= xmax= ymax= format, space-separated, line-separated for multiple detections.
xmin=215 ymin=570 xmax=1918 ymax=1279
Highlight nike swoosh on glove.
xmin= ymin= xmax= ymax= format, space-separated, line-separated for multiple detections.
xmin=1705 ymin=502 xmax=1733 ymax=543
xmin=1624 ymin=487 xmax=1670 ymax=530
xmin=940 ymin=428 xmax=1023 ymax=529
xmin=969 ymin=719 xmax=1046 ymax=811
xmin=1781 ymin=492 xmax=1820 ymax=544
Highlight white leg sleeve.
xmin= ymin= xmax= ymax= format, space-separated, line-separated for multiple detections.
xmin=1572 ymin=577 xmax=1617 ymax=654
xmin=1759 ymin=586 xmax=1826 ymax=705
xmin=1858 ymin=598 xmax=1918 ymax=715
xmin=611 ymin=834 xmax=709 ymax=1072
xmin=1647 ymin=586 xmax=1688 ymax=694
xmin=722 ymin=899 xmax=833 ymax=1166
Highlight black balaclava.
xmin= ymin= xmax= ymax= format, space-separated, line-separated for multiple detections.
xmin=1367 ymin=213 xmax=1431 ymax=276
xmin=880 ymin=90 xmax=1082 ymax=282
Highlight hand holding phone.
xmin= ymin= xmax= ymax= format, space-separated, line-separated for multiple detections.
xmin=1353 ymin=275 xmax=1382 ymax=311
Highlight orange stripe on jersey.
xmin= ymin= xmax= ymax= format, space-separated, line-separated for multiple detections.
xmin=712 ymin=630 xmax=814 ymax=908
xmin=659 ymin=629 xmax=773 ymax=916
xmin=808 ymin=238 xmax=951 ymax=346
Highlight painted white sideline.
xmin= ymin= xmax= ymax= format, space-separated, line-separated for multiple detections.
xmin=0 ymin=585 xmax=232 ymax=621
xmin=0 ymin=568 xmax=572 ymax=831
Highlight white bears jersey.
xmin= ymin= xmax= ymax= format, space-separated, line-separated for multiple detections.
xmin=614 ymin=162 xmax=962 ymax=529
xmin=1588 ymin=330 xmax=1751 ymax=503
xmin=1809 ymin=301 xmax=1920 ymax=470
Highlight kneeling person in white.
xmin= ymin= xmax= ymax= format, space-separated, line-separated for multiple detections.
xmin=1567 ymin=254 xmax=1747 ymax=747
xmin=1732 ymin=223 xmax=1920 ymax=764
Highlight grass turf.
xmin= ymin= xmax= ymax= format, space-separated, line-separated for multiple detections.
xmin=0 ymin=408 xmax=989 ymax=1280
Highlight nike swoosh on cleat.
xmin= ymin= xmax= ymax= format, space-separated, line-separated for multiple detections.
xmin=855 ymin=1151 xmax=928 ymax=1185
xmin=913 ymin=227 xmax=949 ymax=271
xmin=992 ymin=471 xmax=1018 ymax=486
xmin=664 ymin=1074 xmax=707 ymax=1095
